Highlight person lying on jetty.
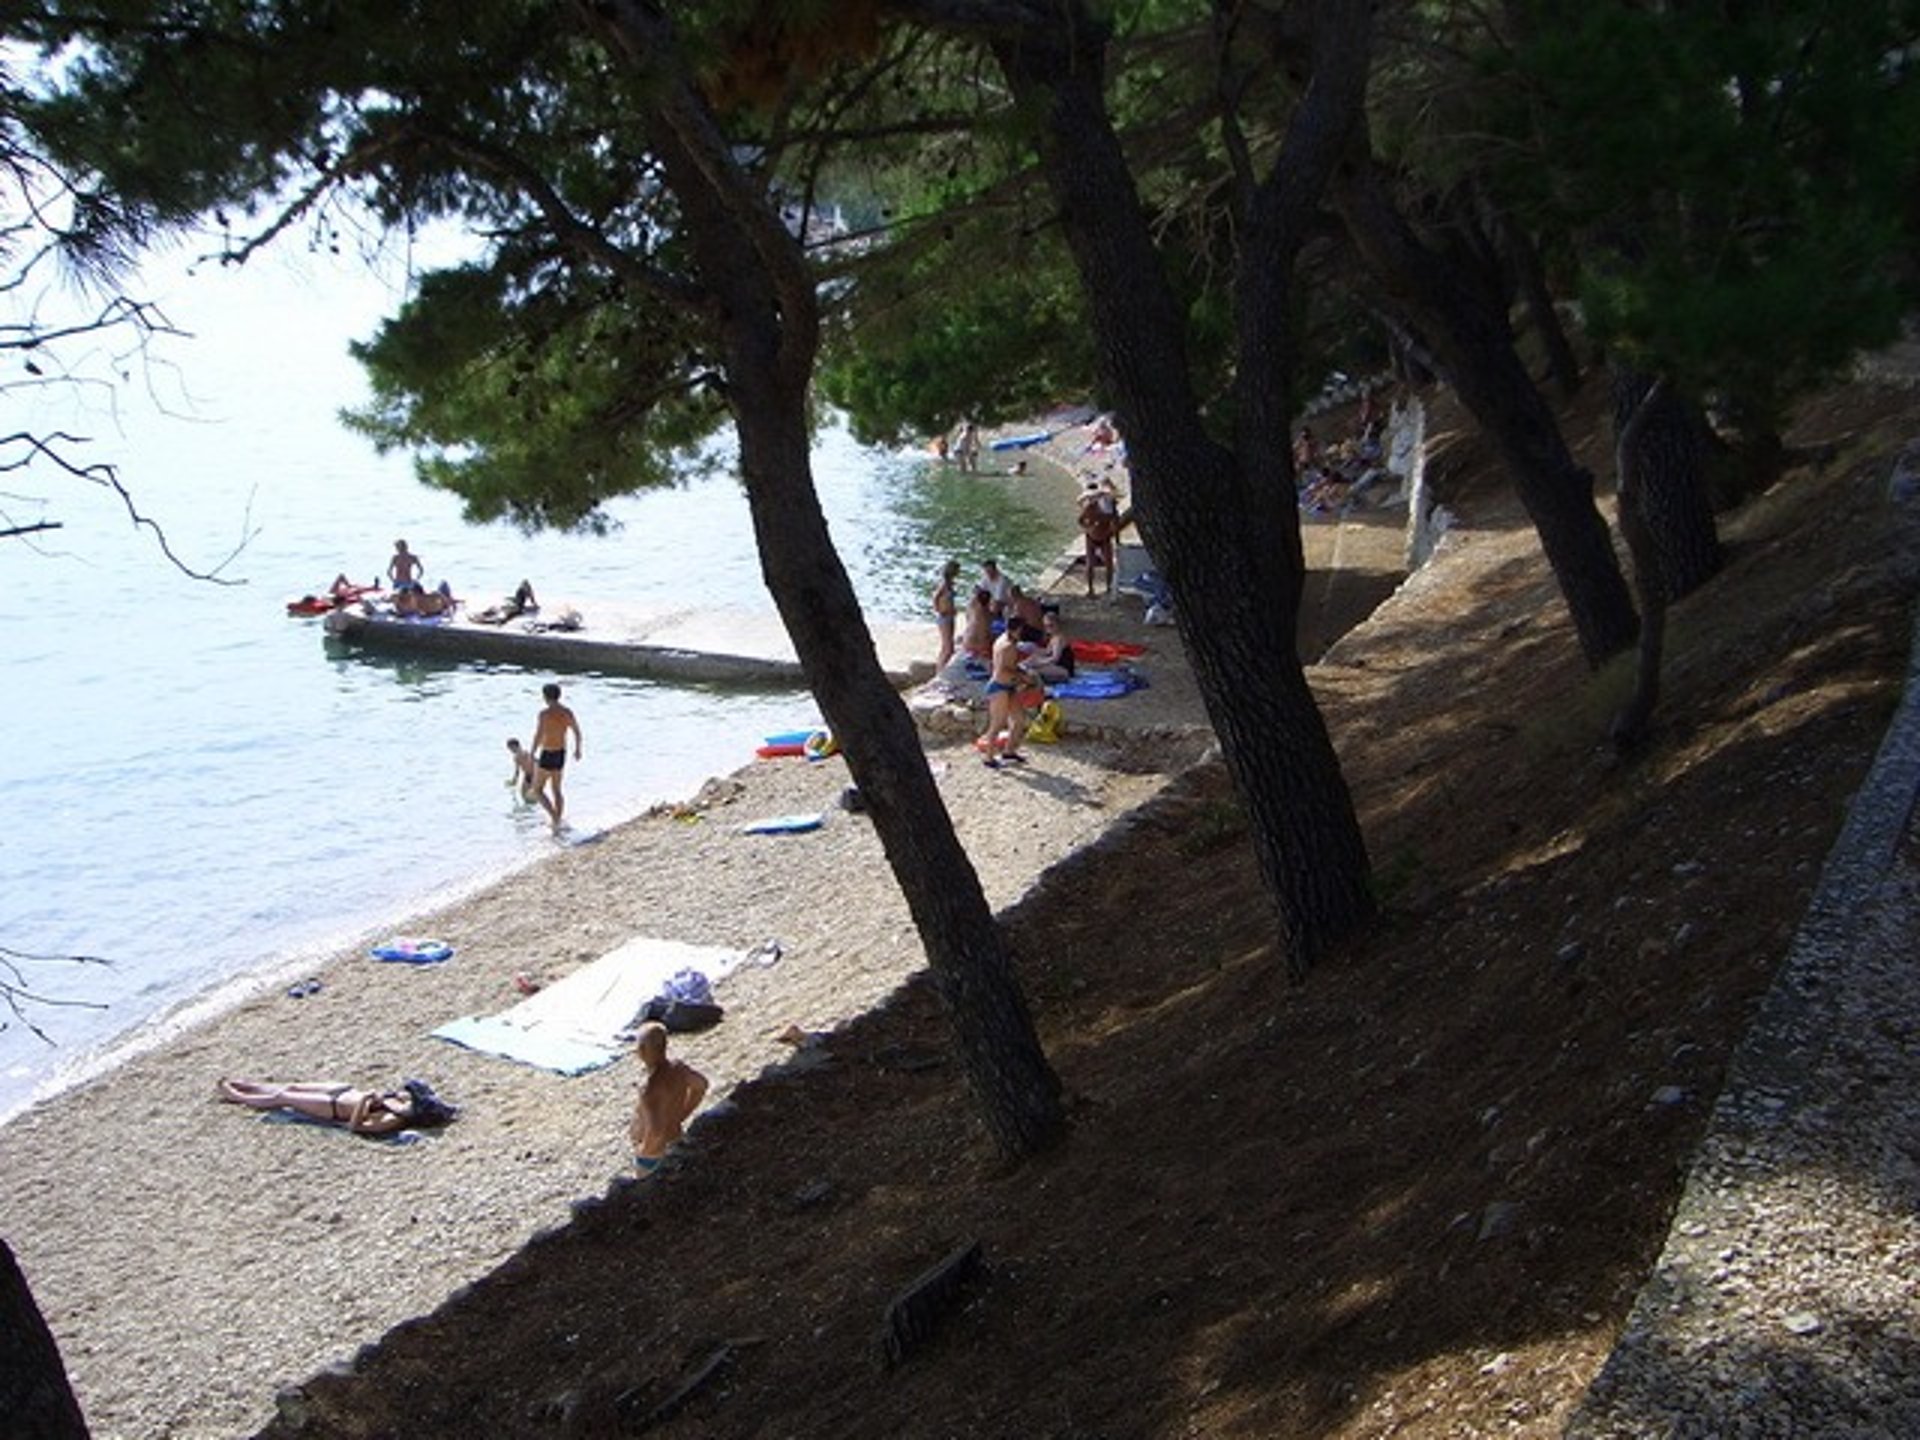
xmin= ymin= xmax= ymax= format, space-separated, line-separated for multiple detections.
xmin=629 ymin=1021 xmax=709 ymax=1175
xmin=473 ymin=579 xmax=539 ymax=626
xmin=217 ymin=1077 xmax=457 ymax=1136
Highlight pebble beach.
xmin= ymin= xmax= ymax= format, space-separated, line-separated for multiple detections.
xmin=0 ymin=717 xmax=1185 ymax=1439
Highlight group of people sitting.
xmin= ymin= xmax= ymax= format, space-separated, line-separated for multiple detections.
xmin=929 ymin=556 xmax=1085 ymax=767
xmin=934 ymin=558 xmax=1075 ymax=679
xmin=370 ymin=538 xmax=541 ymax=623
xmin=1292 ymin=390 xmax=1397 ymax=517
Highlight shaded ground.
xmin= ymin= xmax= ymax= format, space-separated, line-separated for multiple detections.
xmin=258 ymin=378 xmax=1916 ymax=1439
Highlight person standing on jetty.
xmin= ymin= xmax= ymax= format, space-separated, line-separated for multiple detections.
xmin=387 ymin=538 xmax=425 ymax=593
xmin=528 ymin=682 xmax=583 ymax=833
xmin=629 ymin=1021 xmax=709 ymax=1175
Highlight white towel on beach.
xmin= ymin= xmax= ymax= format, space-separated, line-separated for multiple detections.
xmin=431 ymin=936 xmax=742 ymax=1074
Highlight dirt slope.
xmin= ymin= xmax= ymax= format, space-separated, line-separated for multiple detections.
xmin=257 ymin=378 xmax=1918 ymax=1440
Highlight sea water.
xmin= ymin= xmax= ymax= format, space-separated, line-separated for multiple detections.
xmin=0 ymin=243 xmax=1077 ymax=1120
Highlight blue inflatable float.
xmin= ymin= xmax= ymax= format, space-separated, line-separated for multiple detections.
xmin=370 ymin=937 xmax=455 ymax=964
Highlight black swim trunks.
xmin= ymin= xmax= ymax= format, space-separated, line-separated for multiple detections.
xmin=538 ymin=748 xmax=566 ymax=772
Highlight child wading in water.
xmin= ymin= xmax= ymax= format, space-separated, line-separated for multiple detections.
xmin=505 ymin=738 xmax=538 ymax=802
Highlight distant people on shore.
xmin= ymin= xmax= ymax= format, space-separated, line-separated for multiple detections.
xmin=1085 ymin=414 xmax=1119 ymax=453
xmin=955 ymin=420 xmax=982 ymax=473
xmin=387 ymin=539 xmax=425 ymax=593
xmin=528 ymin=681 xmax=583 ymax=834
xmin=979 ymin=558 xmax=1012 ymax=617
xmin=629 ymin=1021 xmax=709 ymax=1175
xmin=1078 ymin=477 xmax=1121 ymax=596
xmin=931 ymin=560 xmax=961 ymax=670
xmin=217 ymin=1077 xmax=457 ymax=1136
xmin=982 ymin=622 xmax=1035 ymax=769
xmin=505 ymin=738 xmax=539 ymax=801
xmin=1292 ymin=425 xmax=1321 ymax=482
xmin=1026 ymin=611 xmax=1077 ymax=684
xmin=960 ymin=586 xmax=994 ymax=666
xmin=1006 ymin=583 xmax=1046 ymax=633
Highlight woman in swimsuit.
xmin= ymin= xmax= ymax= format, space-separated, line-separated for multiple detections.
xmin=217 ymin=1077 xmax=457 ymax=1135
xmin=931 ymin=560 xmax=960 ymax=669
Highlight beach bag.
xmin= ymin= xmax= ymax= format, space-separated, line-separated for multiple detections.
xmin=1028 ymin=700 xmax=1065 ymax=744
xmin=638 ymin=967 xmax=723 ymax=1033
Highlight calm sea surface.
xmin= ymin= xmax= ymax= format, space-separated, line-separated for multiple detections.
xmin=0 ymin=245 xmax=1076 ymax=1120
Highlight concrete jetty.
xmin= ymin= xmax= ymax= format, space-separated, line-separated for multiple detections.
xmin=322 ymin=600 xmax=936 ymax=688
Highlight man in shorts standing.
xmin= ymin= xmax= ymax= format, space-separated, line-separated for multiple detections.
xmin=982 ymin=623 xmax=1032 ymax=769
xmin=629 ymin=1021 xmax=710 ymax=1175
xmin=529 ymin=681 xmax=583 ymax=833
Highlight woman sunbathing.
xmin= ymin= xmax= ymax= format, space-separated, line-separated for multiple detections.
xmin=473 ymin=579 xmax=540 ymax=625
xmin=217 ymin=1077 xmax=457 ymax=1135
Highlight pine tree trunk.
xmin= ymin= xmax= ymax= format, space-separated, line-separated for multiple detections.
xmin=1335 ymin=166 xmax=1640 ymax=666
xmin=993 ymin=10 xmax=1375 ymax=975
xmin=1 ymin=1239 xmax=89 ymax=1439
xmin=1498 ymin=213 xmax=1581 ymax=397
xmin=638 ymin=81 xmax=1066 ymax=1158
xmin=1610 ymin=379 xmax=1669 ymax=750
xmin=730 ymin=379 xmax=1066 ymax=1156
xmin=1611 ymin=369 xmax=1723 ymax=600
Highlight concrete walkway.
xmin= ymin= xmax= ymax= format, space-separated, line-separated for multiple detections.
xmin=1565 ymin=610 xmax=1920 ymax=1438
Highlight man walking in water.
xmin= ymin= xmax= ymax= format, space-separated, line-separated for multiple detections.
xmin=528 ymin=681 xmax=583 ymax=833
xmin=629 ymin=1021 xmax=709 ymax=1175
